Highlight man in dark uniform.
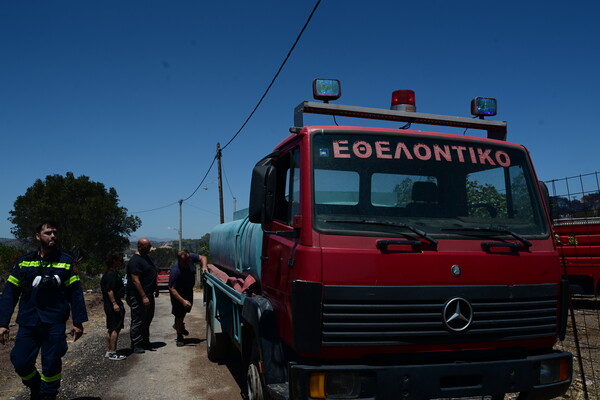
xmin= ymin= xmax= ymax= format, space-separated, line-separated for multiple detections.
xmin=0 ymin=221 xmax=88 ymax=400
xmin=126 ymin=237 xmax=158 ymax=353
xmin=168 ymin=249 xmax=207 ymax=346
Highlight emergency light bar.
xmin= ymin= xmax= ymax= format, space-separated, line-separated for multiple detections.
xmin=294 ymin=101 xmax=507 ymax=140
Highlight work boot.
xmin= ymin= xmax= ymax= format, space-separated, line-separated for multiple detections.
xmin=30 ymin=389 xmax=40 ymax=400
xmin=133 ymin=345 xmax=145 ymax=354
xmin=173 ymin=323 xmax=189 ymax=336
xmin=28 ymin=374 xmax=41 ymax=400
xmin=176 ymin=334 xmax=184 ymax=347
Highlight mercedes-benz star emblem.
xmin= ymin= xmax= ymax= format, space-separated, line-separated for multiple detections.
xmin=443 ymin=297 xmax=473 ymax=332
xmin=451 ymin=264 xmax=461 ymax=277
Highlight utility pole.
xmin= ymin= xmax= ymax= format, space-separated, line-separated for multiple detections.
xmin=216 ymin=143 xmax=225 ymax=224
xmin=178 ymin=199 xmax=183 ymax=251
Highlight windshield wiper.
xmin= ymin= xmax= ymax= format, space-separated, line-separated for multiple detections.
xmin=441 ymin=226 xmax=532 ymax=249
xmin=324 ymin=219 xmax=438 ymax=246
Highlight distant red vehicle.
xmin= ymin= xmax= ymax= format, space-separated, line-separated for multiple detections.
xmin=157 ymin=268 xmax=170 ymax=290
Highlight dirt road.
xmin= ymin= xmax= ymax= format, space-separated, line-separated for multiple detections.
xmin=1 ymin=289 xmax=246 ymax=400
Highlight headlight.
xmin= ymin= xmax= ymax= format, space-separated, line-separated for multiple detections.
xmin=309 ymin=372 xmax=361 ymax=399
xmin=540 ymin=358 xmax=570 ymax=385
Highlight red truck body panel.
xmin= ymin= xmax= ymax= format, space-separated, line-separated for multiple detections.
xmin=554 ymin=218 xmax=600 ymax=295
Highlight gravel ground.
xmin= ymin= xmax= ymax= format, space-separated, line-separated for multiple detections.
xmin=0 ymin=289 xmax=243 ymax=400
xmin=0 ymin=291 xmax=122 ymax=400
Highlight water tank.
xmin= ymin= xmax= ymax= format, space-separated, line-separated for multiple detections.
xmin=209 ymin=216 xmax=263 ymax=280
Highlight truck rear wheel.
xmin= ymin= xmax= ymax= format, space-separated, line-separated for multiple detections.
xmin=246 ymin=339 xmax=267 ymax=400
xmin=206 ymin=300 xmax=229 ymax=361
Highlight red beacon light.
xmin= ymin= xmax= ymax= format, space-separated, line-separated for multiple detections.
xmin=391 ymin=90 xmax=416 ymax=112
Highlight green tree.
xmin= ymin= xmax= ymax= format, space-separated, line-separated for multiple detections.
xmin=151 ymin=247 xmax=178 ymax=268
xmin=466 ymin=179 xmax=508 ymax=218
xmin=0 ymin=243 xmax=26 ymax=290
xmin=180 ymin=233 xmax=210 ymax=255
xmin=8 ymin=172 xmax=141 ymax=270
xmin=394 ymin=178 xmax=414 ymax=207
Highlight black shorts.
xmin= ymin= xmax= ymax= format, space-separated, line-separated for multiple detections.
xmin=171 ymin=297 xmax=193 ymax=318
xmin=104 ymin=302 xmax=125 ymax=331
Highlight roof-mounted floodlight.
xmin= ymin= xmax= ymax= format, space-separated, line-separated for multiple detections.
xmin=471 ymin=97 xmax=497 ymax=118
xmin=313 ymin=79 xmax=341 ymax=103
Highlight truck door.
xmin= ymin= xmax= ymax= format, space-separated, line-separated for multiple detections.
xmin=261 ymin=146 xmax=301 ymax=302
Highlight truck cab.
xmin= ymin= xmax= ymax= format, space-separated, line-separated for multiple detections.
xmin=204 ymin=80 xmax=572 ymax=400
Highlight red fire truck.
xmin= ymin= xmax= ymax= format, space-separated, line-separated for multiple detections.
xmin=554 ymin=217 xmax=600 ymax=296
xmin=204 ymin=80 xmax=572 ymax=399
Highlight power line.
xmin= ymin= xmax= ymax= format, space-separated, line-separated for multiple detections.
xmin=132 ymin=0 xmax=321 ymax=217
xmin=221 ymin=0 xmax=322 ymax=151
xmin=185 ymin=202 xmax=220 ymax=217
xmin=221 ymin=157 xmax=235 ymax=199
xmin=182 ymin=154 xmax=217 ymax=202
xmin=132 ymin=201 xmax=180 ymax=214
xmin=131 ymin=155 xmax=216 ymax=215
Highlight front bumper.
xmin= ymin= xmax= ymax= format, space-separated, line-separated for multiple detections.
xmin=286 ymin=351 xmax=572 ymax=400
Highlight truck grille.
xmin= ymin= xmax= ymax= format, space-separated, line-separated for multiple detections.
xmin=321 ymin=284 xmax=558 ymax=346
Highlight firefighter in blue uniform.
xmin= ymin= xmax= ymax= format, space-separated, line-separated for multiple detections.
xmin=0 ymin=221 xmax=88 ymax=400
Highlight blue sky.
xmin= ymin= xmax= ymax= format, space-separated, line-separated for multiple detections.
xmin=1 ymin=1 xmax=599 ymax=241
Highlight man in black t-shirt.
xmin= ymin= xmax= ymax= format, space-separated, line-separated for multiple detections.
xmin=126 ymin=238 xmax=158 ymax=353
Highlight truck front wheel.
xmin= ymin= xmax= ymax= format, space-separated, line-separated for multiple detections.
xmin=206 ymin=300 xmax=229 ymax=361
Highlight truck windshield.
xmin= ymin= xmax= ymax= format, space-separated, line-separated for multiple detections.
xmin=311 ymin=132 xmax=549 ymax=238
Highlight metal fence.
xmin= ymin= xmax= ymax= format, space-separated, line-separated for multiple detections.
xmin=546 ymin=172 xmax=600 ymax=400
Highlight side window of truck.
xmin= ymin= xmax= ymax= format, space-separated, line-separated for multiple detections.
xmin=273 ymin=147 xmax=300 ymax=226
xmin=289 ymin=148 xmax=301 ymax=223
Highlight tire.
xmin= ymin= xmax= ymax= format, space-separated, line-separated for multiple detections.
xmin=206 ymin=300 xmax=229 ymax=362
xmin=246 ymin=338 xmax=267 ymax=400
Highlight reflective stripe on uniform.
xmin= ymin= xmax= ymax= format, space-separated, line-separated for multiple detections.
xmin=41 ymin=372 xmax=62 ymax=383
xmin=7 ymin=275 xmax=21 ymax=287
xmin=20 ymin=369 xmax=39 ymax=381
xmin=50 ymin=262 xmax=71 ymax=270
xmin=65 ymin=275 xmax=80 ymax=287
xmin=19 ymin=261 xmax=71 ymax=270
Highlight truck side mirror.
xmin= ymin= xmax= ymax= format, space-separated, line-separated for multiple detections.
xmin=264 ymin=166 xmax=277 ymax=223
xmin=249 ymin=164 xmax=276 ymax=224
xmin=249 ymin=165 xmax=268 ymax=223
